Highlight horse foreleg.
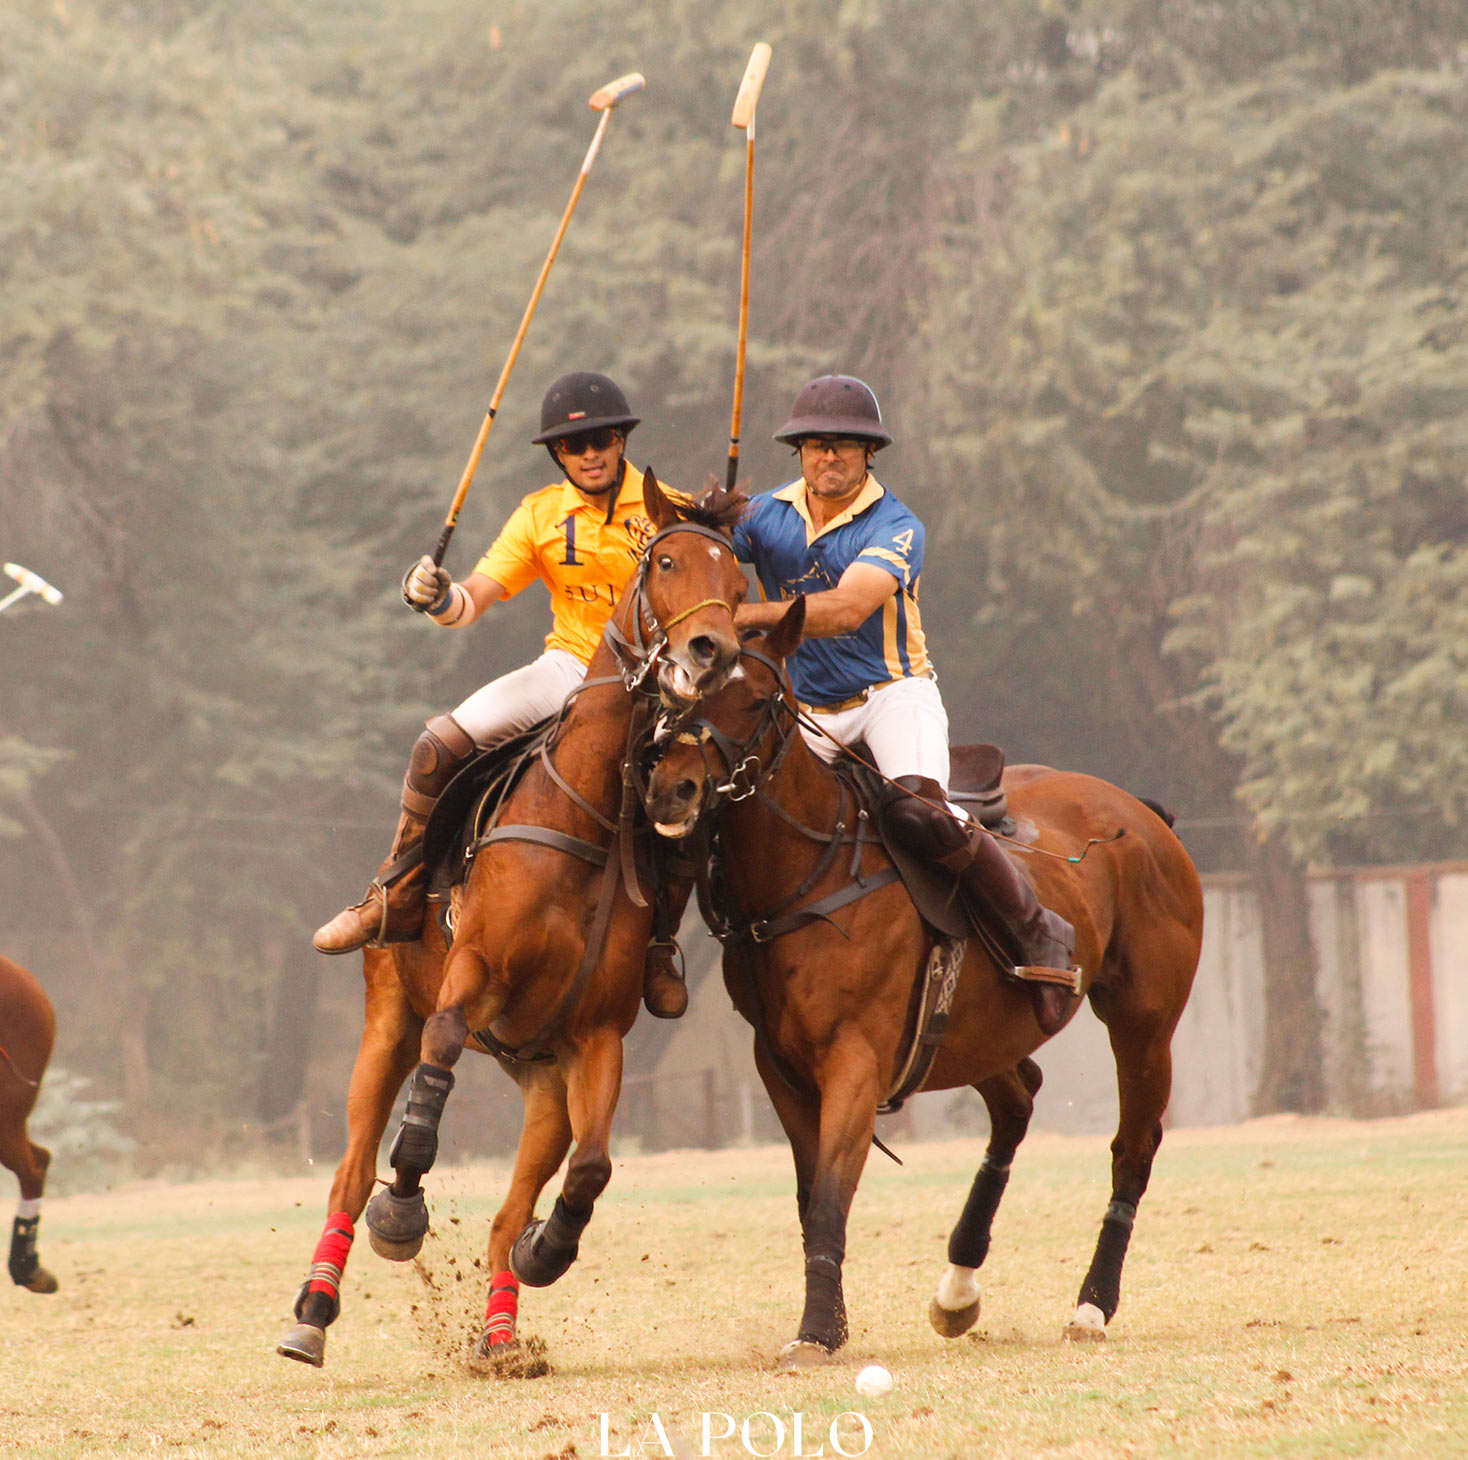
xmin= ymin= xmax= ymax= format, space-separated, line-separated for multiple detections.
xmin=469 ymin=1063 xmax=573 ymax=1374
xmin=279 ymin=959 xmax=422 ymax=1366
xmin=754 ymin=1040 xmax=821 ymax=1241
xmin=367 ymin=956 xmax=483 ymax=1261
xmin=509 ymin=1028 xmax=621 ymax=1289
xmin=1066 ymin=1006 xmax=1174 ymax=1342
xmin=2 ymin=1113 xmax=56 ymax=1295
xmin=931 ymin=1057 xmax=1042 ymax=1338
xmin=775 ymin=1046 xmax=880 ymax=1369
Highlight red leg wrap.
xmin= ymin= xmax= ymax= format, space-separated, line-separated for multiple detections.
xmin=482 ymin=1269 xmax=519 ymax=1347
xmin=307 ymin=1211 xmax=355 ymax=1300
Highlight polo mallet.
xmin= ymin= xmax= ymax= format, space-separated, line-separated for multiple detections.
xmin=431 ymin=71 xmax=647 ymax=567
xmin=725 ymin=42 xmax=772 ymax=492
xmin=0 ymin=562 xmax=64 ymax=616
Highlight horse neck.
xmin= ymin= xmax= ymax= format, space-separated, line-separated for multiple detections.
xmin=529 ymin=637 xmax=637 ymax=832
xmin=721 ymin=715 xmax=847 ymax=903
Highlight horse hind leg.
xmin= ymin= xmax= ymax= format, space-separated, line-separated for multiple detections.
xmin=1065 ymin=1006 xmax=1174 ymax=1342
xmin=469 ymin=1064 xmax=572 ymax=1377
xmin=4 ymin=1128 xmax=56 ymax=1295
xmin=930 ymin=1059 xmax=1041 ymax=1338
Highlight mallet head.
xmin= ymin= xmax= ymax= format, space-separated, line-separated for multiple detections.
xmin=731 ymin=43 xmax=772 ymax=129
xmin=589 ymin=73 xmax=646 ymax=112
xmin=3 ymin=562 xmax=63 ymax=606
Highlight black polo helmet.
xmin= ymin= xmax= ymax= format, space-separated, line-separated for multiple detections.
xmin=773 ymin=373 xmax=892 ymax=450
xmin=531 ymin=371 xmax=640 ymax=443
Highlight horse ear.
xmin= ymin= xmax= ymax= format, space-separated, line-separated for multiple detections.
xmin=643 ymin=467 xmax=677 ymax=530
xmin=767 ymin=596 xmax=807 ymax=659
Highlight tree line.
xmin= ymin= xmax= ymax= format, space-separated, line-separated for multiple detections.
xmin=3 ymin=0 xmax=1466 ymax=1157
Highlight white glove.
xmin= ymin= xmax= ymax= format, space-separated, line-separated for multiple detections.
xmin=402 ymin=555 xmax=452 ymax=613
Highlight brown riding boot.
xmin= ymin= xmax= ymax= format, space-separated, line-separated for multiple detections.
xmin=642 ymin=863 xmax=696 ymax=1019
xmin=642 ymin=941 xmax=688 ymax=1019
xmin=313 ymin=714 xmax=478 ymax=956
xmin=884 ymin=776 xmax=1079 ymax=1036
xmin=312 ymin=808 xmax=431 ymax=954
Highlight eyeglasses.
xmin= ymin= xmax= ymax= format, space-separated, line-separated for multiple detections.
xmin=554 ymin=427 xmax=623 ymax=456
xmin=798 ymin=436 xmax=869 ymax=457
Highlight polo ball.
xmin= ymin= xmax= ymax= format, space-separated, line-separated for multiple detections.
xmin=855 ymin=1364 xmax=894 ymax=1398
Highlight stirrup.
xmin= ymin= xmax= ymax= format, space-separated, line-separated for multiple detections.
xmin=1011 ymin=964 xmax=1083 ymax=995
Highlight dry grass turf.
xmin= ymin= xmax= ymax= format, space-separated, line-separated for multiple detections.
xmin=0 ymin=1107 xmax=1464 ymax=1458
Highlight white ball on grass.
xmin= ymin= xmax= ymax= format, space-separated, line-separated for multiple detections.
xmin=855 ymin=1364 xmax=894 ymax=1398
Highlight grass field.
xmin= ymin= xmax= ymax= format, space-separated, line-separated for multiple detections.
xmin=1 ymin=1107 xmax=1465 ymax=1459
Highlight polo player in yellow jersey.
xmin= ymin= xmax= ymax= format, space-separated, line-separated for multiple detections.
xmin=313 ymin=371 xmax=690 ymax=1018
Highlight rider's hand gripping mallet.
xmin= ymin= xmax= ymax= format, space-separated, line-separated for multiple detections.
xmin=431 ymin=72 xmax=647 ymax=568
xmin=0 ymin=563 xmax=64 ymax=616
xmin=725 ymin=42 xmax=772 ymax=492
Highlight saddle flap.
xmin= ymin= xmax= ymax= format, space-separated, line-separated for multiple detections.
xmin=421 ymin=715 xmax=558 ymax=894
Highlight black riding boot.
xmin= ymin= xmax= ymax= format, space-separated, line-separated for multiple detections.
xmin=882 ymin=776 xmax=1078 ymax=1035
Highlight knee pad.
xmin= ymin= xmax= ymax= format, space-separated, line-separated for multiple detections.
xmin=405 ymin=714 xmax=477 ymax=800
xmin=880 ymin=775 xmax=967 ymax=858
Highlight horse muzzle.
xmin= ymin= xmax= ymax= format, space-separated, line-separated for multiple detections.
xmin=646 ymin=773 xmax=705 ymax=839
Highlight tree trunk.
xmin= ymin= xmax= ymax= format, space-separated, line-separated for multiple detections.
xmin=1245 ymin=832 xmax=1326 ymax=1114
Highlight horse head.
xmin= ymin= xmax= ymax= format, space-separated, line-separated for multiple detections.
xmin=645 ymin=596 xmax=807 ymax=837
xmin=619 ymin=469 xmax=747 ymax=705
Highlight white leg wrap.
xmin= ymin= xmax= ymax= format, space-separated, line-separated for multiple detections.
xmin=935 ymin=1264 xmax=981 ymax=1312
xmin=1071 ymin=1301 xmax=1106 ymax=1334
xmin=16 ymin=1198 xmax=41 ymax=1220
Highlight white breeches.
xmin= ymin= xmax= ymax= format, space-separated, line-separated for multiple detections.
xmin=799 ymin=674 xmax=953 ymax=792
xmin=450 ymin=648 xmax=587 ymax=749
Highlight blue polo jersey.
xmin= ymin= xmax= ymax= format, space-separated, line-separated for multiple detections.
xmin=731 ymin=475 xmax=934 ymax=706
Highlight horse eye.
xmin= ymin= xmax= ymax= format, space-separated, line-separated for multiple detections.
xmin=657 ymin=554 xmax=675 ymax=571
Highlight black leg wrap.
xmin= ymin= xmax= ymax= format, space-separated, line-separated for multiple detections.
xmin=9 ymin=1216 xmax=40 ymax=1286
xmin=509 ymin=1195 xmax=592 ymax=1288
xmin=387 ymin=1063 xmax=456 ymax=1177
xmin=1077 ymin=1198 xmax=1137 ymax=1322
xmin=293 ymin=1281 xmax=340 ymax=1329
xmin=797 ymin=1252 xmax=848 ymax=1352
xmin=947 ymin=1156 xmax=1011 ymax=1269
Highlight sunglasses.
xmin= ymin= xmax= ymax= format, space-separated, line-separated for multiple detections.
xmin=554 ymin=427 xmax=623 ymax=455
xmin=798 ymin=436 xmax=869 ymax=456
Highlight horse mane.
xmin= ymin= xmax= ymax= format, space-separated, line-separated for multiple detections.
xmin=1137 ymin=796 xmax=1177 ymax=828
xmin=667 ymin=475 xmax=748 ymax=535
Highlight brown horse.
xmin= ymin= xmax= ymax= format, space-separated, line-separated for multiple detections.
xmin=277 ymin=474 xmax=747 ymax=1370
xmin=642 ymin=600 xmax=1204 ymax=1367
xmin=1 ymin=953 xmax=58 ymax=1295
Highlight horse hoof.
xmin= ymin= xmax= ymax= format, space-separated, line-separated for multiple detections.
xmin=21 ymin=1266 xmax=58 ymax=1295
xmin=276 ymin=1323 xmax=327 ymax=1367
xmin=929 ymin=1296 xmax=980 ymax=1338
xmin=468 ymin=1332 xmax=551 ymax=1379
xmin=775 ymin=1340 xmax=836 ymax=1372
xmin=509 ymin=1218 xmax=576 ymax=1288
xmin=1063 ymin=1302 xmax=1107 ymax=1343
xmin=364 ymin=1187 xmax=429 ymax=1261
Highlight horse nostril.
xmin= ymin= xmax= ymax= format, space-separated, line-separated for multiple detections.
xmin=675 ymin=779 xmax=699 ymax=807
xmin=688 ymin=634 xmax=716 ymax=667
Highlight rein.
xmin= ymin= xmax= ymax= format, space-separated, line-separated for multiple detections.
xmin=0 ymin=1044 xmax=39 ymax=1088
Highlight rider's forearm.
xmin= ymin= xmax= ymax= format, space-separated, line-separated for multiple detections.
xmin=427 ymin=574 xmax=502 ymax=628
xmin=736 ymin=589 xmax=870 ymax=638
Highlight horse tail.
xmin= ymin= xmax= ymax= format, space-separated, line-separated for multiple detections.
xmin=1136 ymin=796 xmax=1176 ymax=828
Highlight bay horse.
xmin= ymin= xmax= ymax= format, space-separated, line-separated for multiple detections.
xmin=277 ymin=473 xmax=747 ymax=1371
xmin=641 ymin=599 xmax=1203 ymax=1367
xmin=1 ymin=953 xmax=58 ymax=1294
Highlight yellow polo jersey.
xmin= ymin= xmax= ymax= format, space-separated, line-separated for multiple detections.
xmin=474 ymin=463 xmax=659 ymax=665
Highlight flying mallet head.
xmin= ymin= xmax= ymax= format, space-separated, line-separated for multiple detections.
xmin=589 ymin=73 xmax=646 ymax=112
xmin=731 ymin=42 xmax=772 ymax=129
xmin=1 ymin=561 xmax=64 ymax=612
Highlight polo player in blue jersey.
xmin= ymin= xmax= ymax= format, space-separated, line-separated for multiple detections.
xmin=732 ymin=374 xmax=1076 ymax=1023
